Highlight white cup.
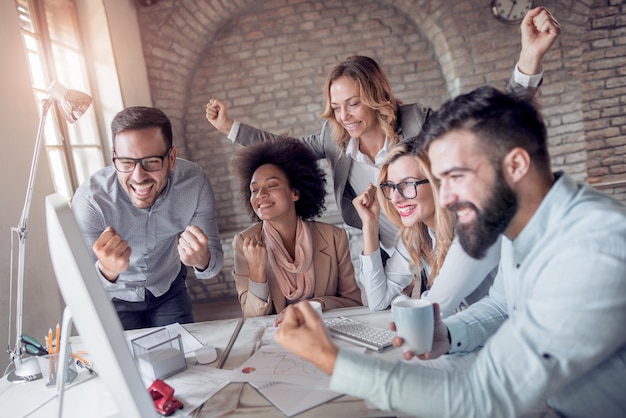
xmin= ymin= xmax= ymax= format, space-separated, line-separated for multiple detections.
xmin=392 ymin=299 xmax=434 ymax=354
xmin=307 ymin=300 xmax=323 ymax=317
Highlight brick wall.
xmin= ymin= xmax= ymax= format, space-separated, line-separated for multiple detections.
xmin=136 ymin=0 xmax=626 ymax=303
xmin=583 ymin=0 xmax=626 ymax=184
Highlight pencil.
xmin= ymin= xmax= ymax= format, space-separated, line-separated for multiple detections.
xmin=47 ymin=328 xmax=53 ymax=354
xmin=55 ymin=323 xmax=60 ymax=355
xmin=72 ymin=353 xmax=91 ymax=365
xmin=217 ymin=317 xmax=244 ymax=369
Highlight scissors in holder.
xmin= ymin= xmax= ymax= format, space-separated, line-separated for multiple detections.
xmin=20 ymin=334 xmax=48 ymax=356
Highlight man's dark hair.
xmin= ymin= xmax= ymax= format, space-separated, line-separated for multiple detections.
xmin=111 ymin=106 xmax=173 ymax=150
xmin=421 ymin=86 xmax=551 ymax=172
xmin=230 ymin=137 xmax=327 ymax=222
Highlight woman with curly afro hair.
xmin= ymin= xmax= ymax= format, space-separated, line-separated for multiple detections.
xmin=230 ymin=137 xmax=362 ymax=323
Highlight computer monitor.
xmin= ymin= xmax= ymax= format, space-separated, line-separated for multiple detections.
xmin=45 ymin=193 xmax=157 ymax=418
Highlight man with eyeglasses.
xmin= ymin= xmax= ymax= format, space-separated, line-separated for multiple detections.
xmin=72 ymin=106 xmax=223 ymax=330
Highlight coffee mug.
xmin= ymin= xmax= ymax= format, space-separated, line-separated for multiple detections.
xmin=392 ymin=299 xmax=434 ymax=354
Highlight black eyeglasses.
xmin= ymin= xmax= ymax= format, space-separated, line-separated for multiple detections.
xmin=379 ymin=179 xmax=430 ymax=200
xmin=112 ymin=148 xmax=172 ymax=173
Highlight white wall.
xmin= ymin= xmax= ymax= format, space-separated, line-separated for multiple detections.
xmin=76 ymin=0 xmax=152 ymax=153
xmin=0 ymin=2 xmax=63 ymax=374
xmin=102 ymin=0 xmax=152 ymax=107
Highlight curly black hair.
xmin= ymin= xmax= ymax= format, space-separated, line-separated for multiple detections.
xmin=230 ymin=137 xmax=327 ymax=222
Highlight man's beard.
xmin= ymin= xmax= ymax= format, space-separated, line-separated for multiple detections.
xmin=453 ymin=176 xmax=517 ymax=259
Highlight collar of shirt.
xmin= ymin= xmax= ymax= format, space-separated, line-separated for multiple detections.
xmin=509 ymin=172 xmax=567 ymax=267
xmin=345 ymin=136 xmax=390 ymax=166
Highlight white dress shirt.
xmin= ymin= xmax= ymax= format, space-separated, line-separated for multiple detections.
xmin=330 ymin=173 xmax=626 ymax=417
xmin=359 ymin=231 xmax=499 ymax=316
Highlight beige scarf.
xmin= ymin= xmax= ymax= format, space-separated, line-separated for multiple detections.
xmin=262 ymin=218 xmax=315 ymax=300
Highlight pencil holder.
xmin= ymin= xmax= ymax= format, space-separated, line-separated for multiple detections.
xmin=37 ymin=344 xmax=77 ymax=387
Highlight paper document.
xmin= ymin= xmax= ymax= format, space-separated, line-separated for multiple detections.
xmin=232 ymin=345 xmax=330 ymax=387
xmin=163 ymin=366 xmax=233 ymax=417
xmin=232 ymin=345 xmax=352 ymax=417
xmin=231 ymin=322 xmax=346 ymax=416
xmin=250 ymin=380 xmax=342 ymax=417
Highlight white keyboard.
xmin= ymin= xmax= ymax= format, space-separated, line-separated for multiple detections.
xmin=324 ymin=316 xmax=396 ymax=352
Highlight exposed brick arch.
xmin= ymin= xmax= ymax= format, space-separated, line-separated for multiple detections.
xmin=133 ymin=0 xmax=626 ymax=304
xmin=137 ymin=0 xmax=255 ymax=154
xmin=136 ymin=0 xmax=460 ymax=160
xmin=389 ymin=0 xmax=468 ymax=96
xmin=136 ymin=0 xmax=454 ymax=302
xmin=181 ymin=0 xmax=452 ymax=234
xmin=137 ymin=1 xmax=624 ymax=190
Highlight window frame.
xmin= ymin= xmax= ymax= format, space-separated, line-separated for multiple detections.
xmin=16 ymin=0 xmax=106 ymax=199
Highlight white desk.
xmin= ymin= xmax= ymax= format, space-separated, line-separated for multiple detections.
xmin=0 ymin=318 xmax=242 ymax=418
xmin=202 ymin=307 xmax=410 ymax=417
xmin=1 ymin=307 xmax=422 ymax=417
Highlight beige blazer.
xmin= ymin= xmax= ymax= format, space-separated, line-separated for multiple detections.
xmin=232 ymin=221 xmax=362 ymax=317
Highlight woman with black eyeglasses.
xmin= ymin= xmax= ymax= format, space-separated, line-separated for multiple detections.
xmin=352 ymin=141 xmax=500 ymax=316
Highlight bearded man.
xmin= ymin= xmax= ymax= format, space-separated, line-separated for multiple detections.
xmin=274 ymin=86 xmax=626 ymax=418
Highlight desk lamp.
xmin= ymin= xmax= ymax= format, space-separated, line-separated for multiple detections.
xmin=6 ymin=81 xmax=92 ymax=383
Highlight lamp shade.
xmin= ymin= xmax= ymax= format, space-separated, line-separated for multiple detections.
xmin=46 ymin=80 xmax=92 ymax=123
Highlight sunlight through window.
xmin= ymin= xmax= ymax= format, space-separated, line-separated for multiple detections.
xmin=16 ymin=0 xmax=105 ymax=199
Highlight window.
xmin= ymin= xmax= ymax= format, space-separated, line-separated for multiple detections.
xmin=16 ymin=0 xmax=105 ymax=199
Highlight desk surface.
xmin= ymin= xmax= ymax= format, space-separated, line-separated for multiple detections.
xmin=199 ymin=307 xmax=408 ymax=417
xmin=1 ymin=307 xmax=416 ymax=417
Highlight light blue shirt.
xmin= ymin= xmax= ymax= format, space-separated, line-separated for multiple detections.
xmin=72 ymin=158 xmax=224 ymax=302
xmin=330 ymin=173 xmax=626 ymax=417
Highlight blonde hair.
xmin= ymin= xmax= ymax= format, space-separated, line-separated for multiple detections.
xmin=320 ymin=56 xmax=402 ymax=152
xmin=377 ymin=143 xmax=454 ymax=289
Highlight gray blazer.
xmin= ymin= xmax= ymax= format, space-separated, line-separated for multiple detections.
xmin=234 ymin=74 xmax=536 ymax=230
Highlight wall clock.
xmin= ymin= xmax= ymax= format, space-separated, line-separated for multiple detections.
xmin=491 ymin=0 xmax=534 ymax=24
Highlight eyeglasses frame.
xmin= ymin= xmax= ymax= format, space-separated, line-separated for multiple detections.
xmin=112 ymin=147 xmax=172 ymax=173
xmin=379 ymin=178 xmax=430 ymax=200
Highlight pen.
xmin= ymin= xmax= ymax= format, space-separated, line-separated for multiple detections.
xmin=55 ymin=323 xmax=60 ymax=355
xmin=75 ymin=359 xmax=96 ymax=375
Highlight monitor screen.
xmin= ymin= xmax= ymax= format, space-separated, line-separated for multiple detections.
xmin=45 ymin=193 xmax=157 ymax=417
